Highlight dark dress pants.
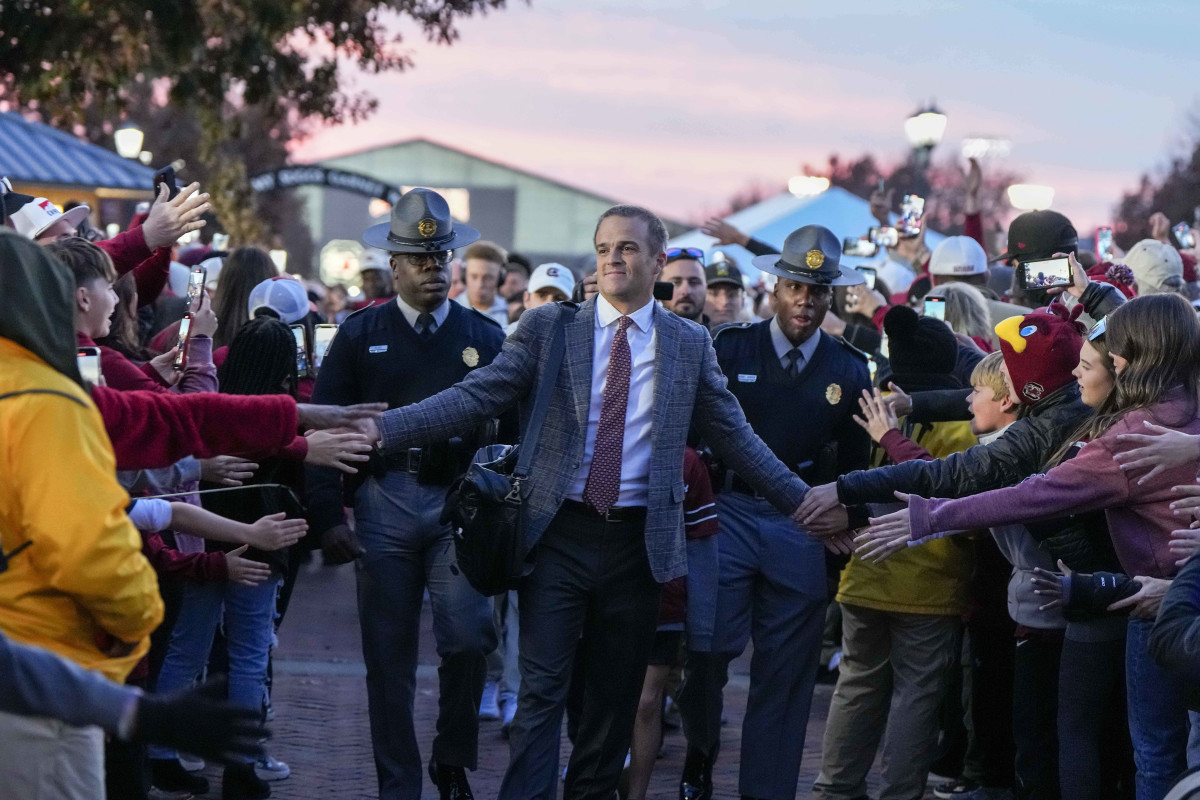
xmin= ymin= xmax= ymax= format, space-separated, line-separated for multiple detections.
xmin=498 ymin=505 xmax=661 ymax=800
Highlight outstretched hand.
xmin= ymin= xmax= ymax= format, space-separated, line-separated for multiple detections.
xmin=1030 ymin=558 xmax=1072 ymax=611
xmin=853 ymin=387 xmax=899 ymax=445
xmin=852 ymin=492 xmax=915 ymax=562
xmin=141 ymin=182 xmax=211 ymax=252
xmin=296 ymin=402 xmax=386 ymax=438
xmin=1114 ymin=422 xmax=1200 ymax=484
xmin=795 ymin=483 xmax=842 ymax=527
xmin=700 ymin=217 xmax=750 ymax=247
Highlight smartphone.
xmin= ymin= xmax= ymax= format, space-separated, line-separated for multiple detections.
xmin=187 ymin=266 xmax=206 ymax=309
xmin=653 ymin=280 xmax=675 ymax=301
xmin=1174 ymin=222 xmax=1195 ymax=250
xmin=173 ymin=313 xmax=193 ymax=371
xmin=1095 ymin=226 xmax=1114 ymax=260
xmin=152 ymin=165 xmax=180 ymax=201
xmin=855 ymin=266 xmax=877 ymax=290
xmin=899 ymin=194 xmax=926 ymax=236
xmin=843 ymin=237 xmax=879 ymax=258
xmin=291 ymin=324 xmax=309 ymax=377
xmin=1022 ymin=256 xmax=1073 ymax=290
xmin=923 ymin=297 xmax=946 ymax=321
xmin=211 ymin=233 xmax=230 ymax=251
xmin=313 ymin=323 xmax=338 ymax=369
xmin=869 ymin=226 xmax=899 ymax=248
xmin=76 ymin=347 xmax=101 ymax=384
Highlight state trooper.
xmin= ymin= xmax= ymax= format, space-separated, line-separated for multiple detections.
xmin=677 ymin=225 xmax=873 ymax=800
xmin=306 ymin=188 xmax=504 ymax=800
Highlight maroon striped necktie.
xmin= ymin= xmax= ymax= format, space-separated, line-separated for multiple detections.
xmin=582 ymin=315 xmax=634 ymax=515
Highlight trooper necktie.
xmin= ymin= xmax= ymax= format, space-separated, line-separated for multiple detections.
xmin=785 ymin=346 xmax=805 ymax=378
xmin=415 ymin=312 xmax=435 ymax=340
xmin=582 ymin=315 xmax=634 ymax=515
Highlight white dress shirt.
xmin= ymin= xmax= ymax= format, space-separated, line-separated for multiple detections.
xmin=769 ymin=318 xmax=821 ymax=376
xmin=566 ymin=295 xmax=657 ymax=508
xmin=396 ymin=295 xmax=450 ymax=334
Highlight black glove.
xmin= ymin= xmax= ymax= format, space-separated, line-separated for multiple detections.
xmin=1062 ymin=570 xmax=1142 ymax=619
xmin=133 ymin=676 xmax=267 ymax=765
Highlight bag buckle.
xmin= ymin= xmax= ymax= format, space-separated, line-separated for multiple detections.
xmin=505 ymin=476 xmax=524 ymax=503
xmin=406 ymin=447 xmax=422 ymax=474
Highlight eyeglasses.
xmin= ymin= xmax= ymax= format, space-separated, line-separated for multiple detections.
xmin=1087 ymin=318 xmax=1106 ymax=342
xmin=666 ymin=247 xmax=705 ymax=265
xmin=402 ymin=251 xmax=452 ymax=269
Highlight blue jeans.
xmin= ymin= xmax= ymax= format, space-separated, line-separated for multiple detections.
xmin=355 ymin=471 xmax=495 ymax=800
xmin=1126 ymin=617 xmax=1190 ymax=800
xmin=149 ymin=576 xmax=281 ymax=762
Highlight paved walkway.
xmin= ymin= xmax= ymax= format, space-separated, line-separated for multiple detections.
xmin=194 ymin=559 xmax=942 ymax=799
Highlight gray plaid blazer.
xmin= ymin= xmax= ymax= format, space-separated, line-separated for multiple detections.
xmin=376 ymin=298 xmax=809 ymax=582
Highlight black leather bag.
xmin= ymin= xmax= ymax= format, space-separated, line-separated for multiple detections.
xmin=441 ymin=305 xmax=570 ymax=596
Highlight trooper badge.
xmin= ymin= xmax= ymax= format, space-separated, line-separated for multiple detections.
xmin=806 ymin=249 xmax=825 ymax=269
xmin=418 ymin=218 xmax=438 ymax=238
xmin=826 ymin=383 xmax=842 ymax=405
xmin=462 ymin=347 xmax=480 ymax=367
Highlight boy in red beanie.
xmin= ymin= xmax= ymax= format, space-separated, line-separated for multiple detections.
xmin=994 ymin=303 xmax=1085 ymax=406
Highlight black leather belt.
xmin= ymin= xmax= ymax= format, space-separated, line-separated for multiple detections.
xmin=561 ymin=499 xmax=648 ymax=524
xmin=721 ymin=471 xmax=767 ymax=500
xmin=381 ymin=447 xmax=423 ymax=474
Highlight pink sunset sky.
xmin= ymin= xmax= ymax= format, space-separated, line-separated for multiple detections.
xmin=291 ymin=0 xmax=1200 ymax=232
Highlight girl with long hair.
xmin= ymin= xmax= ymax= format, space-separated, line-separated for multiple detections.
xmin=856 ymin=293 xmax=1200 ymax=800
xmin=211 ymin=248 xmax=278 ymax=349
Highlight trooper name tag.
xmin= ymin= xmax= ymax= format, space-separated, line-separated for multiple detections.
xmin=369 ymin=345 xmax=388 ymax=354
xmin=738 ymin=374 xmax=757 ymax=383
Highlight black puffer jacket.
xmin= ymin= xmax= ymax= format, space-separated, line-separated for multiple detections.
xmin=836 ymin=382 xmax=1092 ymax=504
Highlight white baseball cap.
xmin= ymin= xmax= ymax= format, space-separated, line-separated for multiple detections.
xmin=527 ymin=262 xmax=576 ymax=299
xmin=929 ymin=236 xmax=988 ymax=276
xmin=248 ymin=277 xmax=309 ymax=323
xmin=7 ymin=195 xmax=90 ymax=240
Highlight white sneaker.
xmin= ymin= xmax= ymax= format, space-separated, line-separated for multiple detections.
xmin=479 ymin=681 xmax=500 ymax=720
xmin=177 ymin=754 xmax=205 ymax=773
xmin=500 ymin=695 xmax=517 ymax=737
xmin=255 ymin=755 xmax=290 ymax=782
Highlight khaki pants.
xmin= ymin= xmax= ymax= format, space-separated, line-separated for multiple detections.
xmin=0 ymin=710 xmax=104 ymax=799
xmin=813 ymin=603 xmax=961 ymax=800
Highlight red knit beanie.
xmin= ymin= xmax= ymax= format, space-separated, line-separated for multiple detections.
xmin=994 ymin=302 xmax=1085 ymax=405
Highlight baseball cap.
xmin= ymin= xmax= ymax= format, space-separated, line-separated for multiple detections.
xmin=4 ymin=193 xmax=91 ymax=240
xmin=527 ymin=262 xmax=576 ymax=300
xmin=705 ymin=252 xmax=745 ymax=289
xmin=996 ymin=210 xmax=1078 ymax=263
xmin=359 ymin=249 xmax=391 ymax=275
xmin=1122 ymin=239 xmax=1183 ymax=294
xmin=929 ymin=236 xmax=988 ymax=276
xmin=248 ymin=277 xmax=309 ymax=323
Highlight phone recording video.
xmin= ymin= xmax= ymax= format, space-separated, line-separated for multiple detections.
xmin=843 ymin=237 xmax=879 ymax=258
xmin=153 ymin=165 xmax=180 ymax=201
xmin=1174 ymin=222 xmax=1195 ymax=250
xmin=174 ymin=314 xmax=193 ymax=371
xmin=76 ymin=347 xmax=101 ymax=385
xmin=923 ymin=297 xmax=946 ymax=321
xmin=187 ymin=266 xmax=206 ymax=310
xmin=291 ymin=324 xmax=309 ymax=377
xmin=1023 ymin=256 xmax=1073 ymax=290
xmin=869 ymin=226 xmax=899 ymax=248
xmin=313 ymin=324 xmax=338 ymax=369
xmin=855 ymin=266 xmax=877 ymax=290
xmin=1095 ymin=227 xmax=1114 ymax=260
xmin=898 ymin=195 xmax=925 ymax=236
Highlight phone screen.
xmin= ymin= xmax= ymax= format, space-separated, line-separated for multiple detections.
xmin=291 ymin=325 xmax=309 ymax=376
xmin=187 ymin=267 xmax=206 ymax=308
xmin=843 ymin=237 xmax=879 ymax=258
xmin=313 ymin=324 xmax=338 ymax=368
xmin=923 ymin=297 xmax=946 ymax=321
xmin=869 ymin=226 xmax=899 ymax=248
xmin=855 ymin=266 xmax=877 ymax=290
xmin=1096 ymin=227 xmax=1114 ymax=259
xmin=1023 ymin=256 xmax=1073 ymax=289
xmin=899 ymin=195 xmax=925 ymax=235
xmin=174 ymin=315 xmax=193 ymax=370
xmin=1174 ymin=223 xmax=1195 ymax=250
xmin=76 ymin=348 xmax=101 ymax=384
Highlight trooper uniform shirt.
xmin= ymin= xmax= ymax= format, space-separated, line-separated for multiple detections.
xmin=306 ymin=297 xmax=506 ymax=536
xmin=713 ymin=320 xmax=872 ymax=484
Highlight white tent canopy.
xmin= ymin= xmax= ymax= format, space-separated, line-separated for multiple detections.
xmin=669 ymin=186 xmax=944 ymax=290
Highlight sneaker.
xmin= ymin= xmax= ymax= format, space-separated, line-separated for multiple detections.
xmin=254 ymin=756 xmax=290 ymax=782
xmin=934 ymin=779 xmax=979 ymax=798
xmin=479 ymin=681 xmax=500 ymax=720
xmin=500 ymin=695 xmax=517 ymax=738
xmin=151 ymin=758 xmax=209 ymax=796
xmin=178 ymin=753 xmax=206 ymax=773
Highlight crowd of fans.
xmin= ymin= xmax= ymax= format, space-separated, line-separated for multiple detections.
xmin=1 ymin=153 xmax=1200 ymax=800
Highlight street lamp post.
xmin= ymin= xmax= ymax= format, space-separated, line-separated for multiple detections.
xmin=113 ymin=121 xmax=144 ymax=160
xmin=904 ymin=103 xmax=948 ymax=169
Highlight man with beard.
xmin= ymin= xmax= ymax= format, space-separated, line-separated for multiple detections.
xmin=662 ymin=247 xmax=709 ymax=326
xmin=705 ymin=252 xmax=746 ymax=331
xmin=677 ymin=225 xmax=872 ymax=800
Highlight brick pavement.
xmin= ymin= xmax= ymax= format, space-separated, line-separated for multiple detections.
xmin=202 ymin=560 xmax=942 ymax=799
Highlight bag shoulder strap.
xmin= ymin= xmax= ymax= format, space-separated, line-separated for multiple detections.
xmin=0 ymin=388 xmax=87 ymax=408
xmin=514 ymin=303 xmax=572 ymax=479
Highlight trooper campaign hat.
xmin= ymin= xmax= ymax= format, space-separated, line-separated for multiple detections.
xmin=362 ymin=187 xmax=480 ymax=254
xmin=751 ymin=224 xmax=864 ymax=286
